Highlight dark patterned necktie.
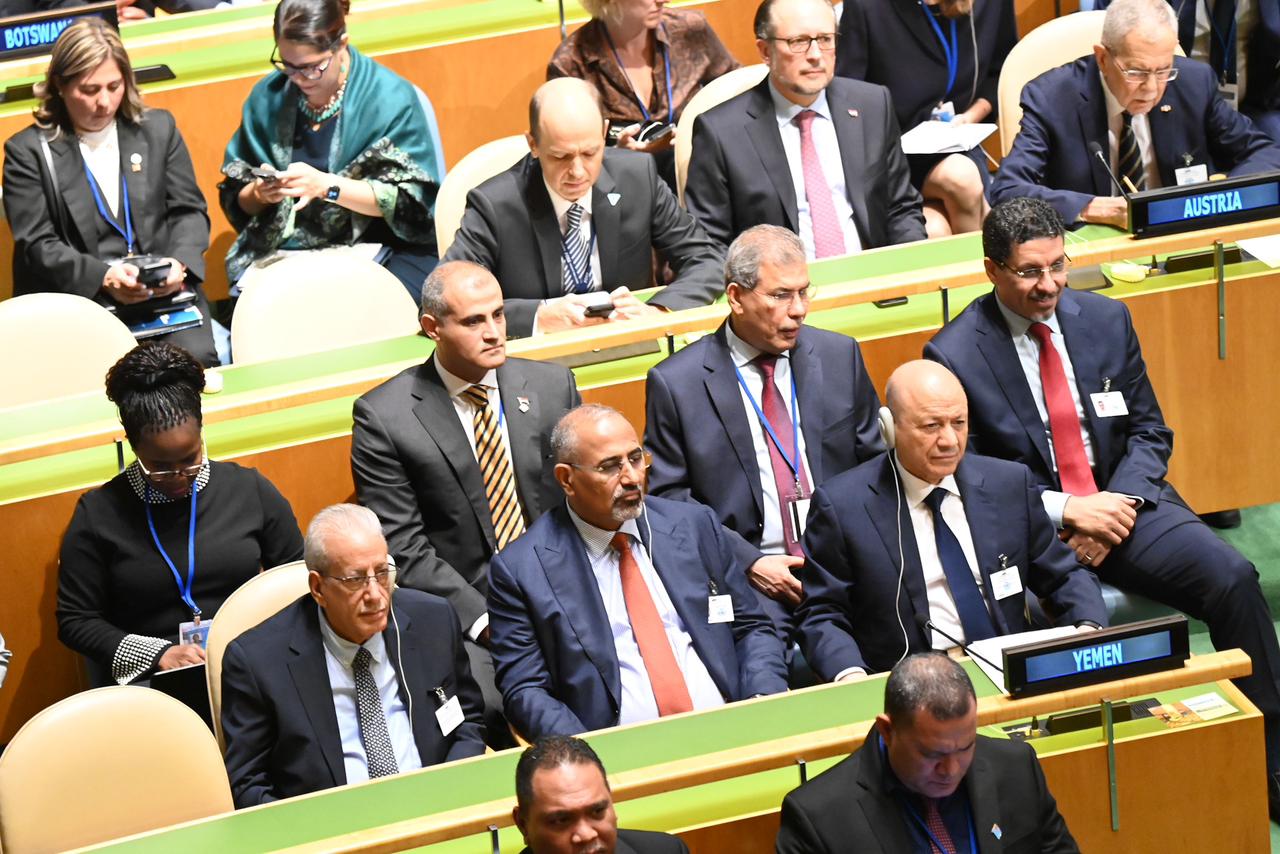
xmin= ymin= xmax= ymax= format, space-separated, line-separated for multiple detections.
xmin=1118 ymin=112 xmax=1146 ymax=192
xmin=353 ymin=646 xmax=399 ymax=779
xmin=562 ymin=202 xmax=591 ymax=294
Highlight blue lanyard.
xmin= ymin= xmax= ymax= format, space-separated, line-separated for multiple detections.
xmin=604 ymin=24 xmax=676 ymax=126
xmin=1204 ymin=0 xmax=1237 ymax=81
xmin=82 ymin=159 xmax=135 ymax=255
xmin=733 ymin=359 xmax=803 ymax=487
xmin=921 ymin=4 xmax=959 ymax=101
xmin=144 ymin=482 xmax=200 ymax=620
xmin=560 ymin=220 xmax=598 ymax=293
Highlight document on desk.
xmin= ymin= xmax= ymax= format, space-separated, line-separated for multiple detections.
xmin=1150 ymin=691 xmax=1238 ymax=727
xmin=1236 ymin=234 xmax=1280 ymax=268
xmin=968 ymin=626 xmax=1079 ymax=694
xmin=900 ymin=121 xmax=997 ymax=155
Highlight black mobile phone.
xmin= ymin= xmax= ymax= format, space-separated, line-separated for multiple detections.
xmin=122 ymin=254 xmax=173 ymax=287
xmin=582 ymin=292 xmax=615 ymax=318
xmin=250 ymin=166 xmax=280 ymax=182
xmin=635 ymin=121 xmax=674 ymax=144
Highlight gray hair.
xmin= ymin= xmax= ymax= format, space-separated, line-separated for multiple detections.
xmin=419 ymin=260 xmax=493 ymax=319
xmin=1100 ymin=0 xmax=1177 ymax=52
xmin=724 ymin=224 xmax=807 ymax=290
xmin=883 ymin=653 xmax=976 ymax=727
xmin=303 ymin=503 xmax=384 ymax=575
xmin=550 ymin=403 xmax=623 ymax=465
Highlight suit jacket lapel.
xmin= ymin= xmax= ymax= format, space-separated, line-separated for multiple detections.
xmin=745 ymin=81 xmax=799 ymax=229
xmin=117 ymin=121 xmax=148 ymax=249
xmin=966 ymin=747 xmax=1004 ymax=854
xmin=974 ymin=296 xmax=1056 ymax=477
xmin=522 ymin=156 xmax=567 ymax=298
xmin=1079 ymin=70 xmax=1113 ymax=197
xmin=288 ymin=602 xmax=346 ymax=787
xmin=954 ymin=460 xmax=1015 ymax=635
xmin=830 ymin=88 xmax=872 ymax=245
xmin=49 ymin=133 xmax=98 ymax=255
xmin=383 ymin=602 xmax=435 ymax=765
xmin=791 ymin=330 xmax=824 ymax=482
xmin=705 ymin=325 xmax=766 ymax=518
xmin=411 ymin=359 xmax=497 ymax=549
xmin=592 ymin=167 xmax=621 ymax=287
xmin=866 ymin=458 xmax=931 ymax=635
xmin=540 ymin=507 xmax=622 ymax=707
xmin=497 ymin=362 xmax=544 ymax=523
xmin=1054 ymin=293 xmax=1111 ymax=474
xmin=856 ymin=732 xmax=917 ymax=851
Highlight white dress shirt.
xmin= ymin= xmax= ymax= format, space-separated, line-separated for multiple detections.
xmin=769 ymin=84 xmax=864 ymax=260
xmin=725 ymin=321 xmax=810 ymax=554
xmin=79 ymin=121 xmax=121 ymax=220
xmin=545 ymin=179 xmax=603 ymax=292
xmin=318 ymin=607 xmax=423 ymax=785
xmin=1100 ymin=69 xmax=1161 ymax=191
xmin=566 ymin=504 xmax=725 ymax=725
xmin=434 ymin=360 xmax=519 ymax=641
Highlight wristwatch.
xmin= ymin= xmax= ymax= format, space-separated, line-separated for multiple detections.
xmin=325 ymin=184 xmax=341 ymax=202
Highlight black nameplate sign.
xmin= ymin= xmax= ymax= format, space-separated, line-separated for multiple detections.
xmin=1129 ymin=171 xmax=1280 ymax=238
xmin=0 ymin=2 xmax=117 ymax=65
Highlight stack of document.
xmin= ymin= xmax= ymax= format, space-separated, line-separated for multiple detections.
xmin=900 ymin=121 xmax=997 ymax=155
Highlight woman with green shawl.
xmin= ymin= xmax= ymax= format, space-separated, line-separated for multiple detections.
xmin=219 ymin=0 xmax=442 ymax=303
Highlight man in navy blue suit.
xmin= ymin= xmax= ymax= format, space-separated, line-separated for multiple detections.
xmin=795 ymin=360 xmax=1107 ymax=682
xmin=925 ymin=196 xmax=1280 ymax=817
xmin=221 ymin=504 xmax=486 ymax=808
xmin=991 ymin=0 xmax=1280 ymax=228
xmin=487 ymin=405 xmax=787 ymax=740
xmin=644 ymin=225 xmax=884 ymax=644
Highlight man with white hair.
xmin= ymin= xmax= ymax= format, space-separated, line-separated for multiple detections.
xmin=220 ymin=503 xmax=486 ymax=808
xmin=991 ymin=0 xmax=1280 ymax=227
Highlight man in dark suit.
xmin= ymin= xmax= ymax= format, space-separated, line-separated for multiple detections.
xmin=776 ymin=653 xmax=1079 ymax=853
xmin=351 ymin=260 xmax=580 ymax=745
xmin=990 ymin=0 xmax=1280 ymax=228
xmin=683 ymin=0 xmax=926 ymax=257
xmin=443 ymin=77 xmax=722 ymax=337
xmin=220 ymin=504 xmax=486 ymax=809
xmin=925 ymin=196 xmax=1280 ymax=815
xmin=645 ymin=224 xmax=884 ymax=642
xmin=796 ymin=360 xmax=1107 ymax=681
xmin=514 ymin=735 xmax=689 ymax=854
xmin=488 ymin=404 xmax=787 ymax=739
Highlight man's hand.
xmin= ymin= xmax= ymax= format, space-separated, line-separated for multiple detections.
xmin=101 ymin=261 xmax=153 ymax=305
xmin=534 ymin=296 xmax=612 ymax=333
xmin=747 ymin=554 xmax=804 ymax=606
xmin=1060 ymin=528 xmax=1113 ymax=567
xmin=615 ymin=123 xmax=677 ymax=154
xmin=158 ymin=644 xmax=206 ymax=671
xmin=116 ymin=0 xmax=149 ymax=20
xmin=1062 ymin=491 xmax=1138 ymax=544
xmin=607 ymin=287 xmax=662 ymax=321
xmin=836 ymin=668 xmax=868 ymax=683
xmin=1079 ymin=196 xmax=1129 ymax=229
xmin=476 ymin=626 xmax=492 ymax=649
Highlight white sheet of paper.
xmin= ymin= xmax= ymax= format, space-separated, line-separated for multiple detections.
xmin=966 ymin=626 xmax=1080 ymax=694
xmin=1236 ymin=235 xmax=1280 ymax=268
xmin=900 ymin=121 xmax=997 ymax=155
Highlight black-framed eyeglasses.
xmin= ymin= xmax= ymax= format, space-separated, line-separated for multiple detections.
xmin=269 ymin=46 xmax=334 ymax=80
xmin=322 ymin=563 xmax=397 ymax=592
xmin=770 ymin=33 xmax=837 ymax=53
xmin=138 ymin=444 xmax=206 ymax=484
xmin=993 ymin=255 xmax=1072 ymax=281
xmin=570 ymin=449 xmax=652 ymax=480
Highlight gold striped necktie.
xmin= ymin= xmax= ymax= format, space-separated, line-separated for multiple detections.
xmin=461 ymin=384 xmax=525 ymax=549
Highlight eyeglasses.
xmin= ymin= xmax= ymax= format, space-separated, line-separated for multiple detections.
xmin=1114 ymin=60 xmax=1179 ymax=84
xmin=994 ymin=255 xmax=1072 ymax=281
xmin=769 ymin=33 xmax=837 ymax=53
xmin=269 ymin=47 xmax=334 ymax=80
xmin=748 ymin=284 xmax=813 ymax=306
xmin=570 ymin=449 xmax=652 ymax=480
xmin=322 ymin=565 xmax=397 ymax=592
xmin=138 ymin=444 xmax=206 ymax=484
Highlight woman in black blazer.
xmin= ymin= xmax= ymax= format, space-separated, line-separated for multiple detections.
xmin=2 ymin=18 xmax=218 ymax=365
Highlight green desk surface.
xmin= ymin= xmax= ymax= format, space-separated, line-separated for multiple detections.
xmin=8 ymin=223 xmax=1258 ymax=507
xmin=87 ymin=668 xmax=1243 ymax=853
xmin=0 ymin=0 xmax=596 ymax=111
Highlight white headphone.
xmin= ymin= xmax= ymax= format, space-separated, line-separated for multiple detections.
xmin=877 ymin=406 xmax=910 ymax=665
xmin=878 ymin=405 xmax=896 ymax=451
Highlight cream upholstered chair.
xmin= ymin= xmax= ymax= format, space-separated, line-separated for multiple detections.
xmin=997 ymin=12 xmax=1106 ymax=157
xmin=0 ymin=293 xmax=137 ymax=408
xmin=434 ymin=134 xmax=530 ymax=256
xmin=205 ymin=560 xmax=311 ymax=750
xmin=229 ymin=254 xmax=420 ymax=364
xmin=0 ymin=686 xmax=232 ymax=853
xmin=675 ymin=64 xmax=769 ymax=203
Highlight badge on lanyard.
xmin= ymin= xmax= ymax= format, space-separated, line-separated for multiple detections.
xmin=434 ymin=687 xmax=464 ymax=736
xmin=707 ymin=580 xmax=735 ymax=624
xmin=144 ymin=481 xmax=202 ymax=641
xmin=788 ymin=495 xmax=812 ymax=538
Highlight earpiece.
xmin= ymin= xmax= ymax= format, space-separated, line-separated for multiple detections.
xmin=878 ymin=406 xmax=896 ymax=451
xmin=386 ymin=553 xmax=412 ymax=729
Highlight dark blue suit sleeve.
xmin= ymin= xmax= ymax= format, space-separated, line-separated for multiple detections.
xmin=487 ymin=551 xmax=589 ymax=739
xmin=221 ymin=640 xmax=280 ymax=809
xmin=795 ymin=485 xmax=870 ymax=679
xmin=643 ymin=365 xmax=694 ymax=503
xmin=1101 ymin=303 xmax=1173 ymax=505
xmin=1206 ymin=80 xmax=1280 ymax=176
xmin=1019 ymin=466 xmax=1109 ymax=627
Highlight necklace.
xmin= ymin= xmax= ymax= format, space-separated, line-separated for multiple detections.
xmin=299 ymin=64 xmax=349 ymax=131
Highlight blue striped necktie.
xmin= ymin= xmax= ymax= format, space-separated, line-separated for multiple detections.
xmin=562 ymin=202 xmax=591 ymax=294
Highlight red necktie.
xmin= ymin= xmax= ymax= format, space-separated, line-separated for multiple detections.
xmin=923 ymin=798 xmax=957 ymax=854
xmin=756 ymin=354 xmax=810 ymax=557
xmin=1028 ymin=322 xmax=1097 ymax=495
xmin=793 ymin=110 xmax=847 ymax=259
xmin=611 ymin=532 xmax=694 ymax=717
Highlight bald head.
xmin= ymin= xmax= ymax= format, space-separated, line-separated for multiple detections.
xmin=527 ymin=78 xmax=608 ymax=202
xmin=885 ymin=361 xmax=968 ymax=484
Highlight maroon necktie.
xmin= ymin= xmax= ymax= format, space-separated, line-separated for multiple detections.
xmin=1028 ymin=322 xmax=1097 ymax=495
xmin=923 ymin=798 xmax=957 ymax=854
xmin=793 ymin=110 xmax=847 ymax=258
xmin=611 ymin=532 xmax=693 ymax=717
xmin=756 ymin=354 xmax=811 ymax=557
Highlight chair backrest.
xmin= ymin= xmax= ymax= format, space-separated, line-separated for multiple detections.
xmin=0 ymin=686 xmax=233 ymax=853
xmin=675 ymin=64 xmax=769 ymax=203
xmin=0 ymin=293 xmax=137 ymax=408
xmin=229 ymin=254 xmax=420 ymax=364
xmin=434 ymin=135 xmax=531 ymax=256
xmin=206 ymin=560 xmax=311 ymax=750
xmin=998 ymin=12 xmax=1105 ymax=157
